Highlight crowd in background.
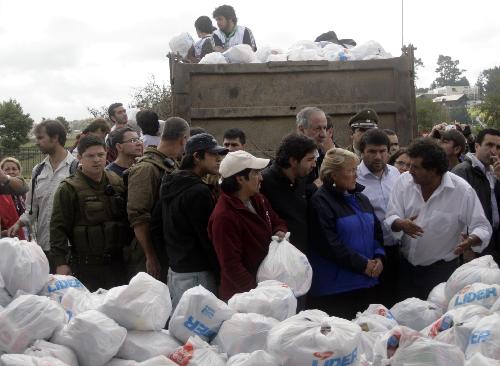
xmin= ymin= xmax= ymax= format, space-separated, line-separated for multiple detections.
xmin=1 ymin=101 xmax=499 ymax=319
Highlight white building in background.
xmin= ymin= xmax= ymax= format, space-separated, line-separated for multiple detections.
xmin=428 ymin=85 xmax=480 ymax=100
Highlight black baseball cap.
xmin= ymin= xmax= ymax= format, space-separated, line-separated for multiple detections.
xmin=186 ymin=133 xmax=228 ymax=155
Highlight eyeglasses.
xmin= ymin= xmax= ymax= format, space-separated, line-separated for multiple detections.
xmin=394 ymin=161 xmax=411 ymax=168
xmin=121 ymin=137 xmax=142 ymax=144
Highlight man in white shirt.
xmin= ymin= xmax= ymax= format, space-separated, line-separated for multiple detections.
xmin=385 ymin=138 xmax=492 ymax=300
xmin=7 ymin=120 xmax=77 ymax=268
xmin=357 ymin=129 xmax=401 ymax=306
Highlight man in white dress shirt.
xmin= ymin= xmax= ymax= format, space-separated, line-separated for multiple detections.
xmin=357 ymin=129 xmax=401 ymax=306
xmin=385 ymin=138 xmax=492 ymax=300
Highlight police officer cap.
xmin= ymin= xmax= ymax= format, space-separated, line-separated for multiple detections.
xmin=349 ymin=108 xmax=379 ymax=129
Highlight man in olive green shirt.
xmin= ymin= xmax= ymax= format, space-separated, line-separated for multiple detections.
xmin=126 ymin=116 xmax=190 ymax=281
xmin=50 ymin=136 xmax=129 ymax=291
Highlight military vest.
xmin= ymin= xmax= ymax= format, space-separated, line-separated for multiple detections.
xmin=65 ymin=170 xmax=130 ymax=257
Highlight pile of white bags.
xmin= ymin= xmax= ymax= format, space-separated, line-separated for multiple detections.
xmin=228 ymin=280 xmax=297 ymax=321
xmin=116 ymin=330 xmax=181 ymax=362
xmin=0 ymin=272 xmax=12 ymax=307
xmin=267 ymin=310 xmax=361 ymax=366
xmin=390 ymin=297 xmax=442 ymax=331
xmin=52 ymin=310 xmax=127 ymax=366
xmin=0 ymin=294 xmax=67 ymax=353
xmin=169 ymin=33 xmax=194 ymax=59
xmin=445 ymin=255 xmax=500 ymax=300
xmin=0 ymin=238 xmax=49 ymax=296
xmin=99 ymin=272 xmax=172 ymax=331
xmin=24 ymin=340 xmax=78 ymax=366
xmin=168 ymin=336 xmax=227 ymax=366
xmin=212 ymin=313 xmax=278 ymax=356
xmin=39 ymin=274 xmax=88 ymax=303
xmin=448 ymin=283 xmax=500 ymax=311
xmin=105 ymin=356 xmax=177 ymax=366
xmin=226 ymin=350 xmax=279 ymax=366
xmin=257 ymin=233 xmax=312 ymax=296
xmin=168 ymin=285 xmax=234 ymax=343
xmin=199 ymin=52 xmax=227 ymax=64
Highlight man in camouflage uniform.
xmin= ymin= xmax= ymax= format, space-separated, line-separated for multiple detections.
xmin=50 ymin=136 xmax=130 ymax=291
xmin=125 ymin=116 xmax=190 ymax=281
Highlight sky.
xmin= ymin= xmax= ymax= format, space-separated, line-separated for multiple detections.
xmin=1 ymin=0 xmax=499 ymax=122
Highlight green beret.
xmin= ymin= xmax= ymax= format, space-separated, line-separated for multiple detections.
xmin=349 ymin=108 xmax=379 ymax=129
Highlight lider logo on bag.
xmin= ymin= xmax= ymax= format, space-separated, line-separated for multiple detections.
xmin=47 ymin=278 xmax=84 ymax=293
xmin=469 ymin=330 xmax=491 ymax=345
xmin=453 ymin=286 xmax=497 ymax=307
xmin=183 ymin=316 xmax=217 ymax=339
xmin=310 ymin=348 xmax=357 ymax=366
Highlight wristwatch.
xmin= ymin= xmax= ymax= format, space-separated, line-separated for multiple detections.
xmin=0 ymin=175 xmax=10 ymax=187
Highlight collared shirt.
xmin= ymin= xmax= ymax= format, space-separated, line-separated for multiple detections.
xmin=385 ymin=172 xmax=492 ymax=266
xmin=468 ymin=152 xmax=500 ymax=229
xmin=357 ymin=161 xmax=400 ymax=246
xmin=20 ymin=151 xmax=77 ymax=251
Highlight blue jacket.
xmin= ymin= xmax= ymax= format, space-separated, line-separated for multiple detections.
xmin=308 ymin=183 xmax=385 ymax=296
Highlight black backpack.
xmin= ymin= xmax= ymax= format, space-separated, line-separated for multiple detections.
xmin=29 ymin=159 xmax=79 ymax=215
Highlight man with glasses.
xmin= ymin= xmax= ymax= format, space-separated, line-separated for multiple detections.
xmin=106 ymin=127 xmax=143 ymax=177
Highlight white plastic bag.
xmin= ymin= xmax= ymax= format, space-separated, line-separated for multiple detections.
xmin=0 ymin=294 xmax=67 ymax=353
xmin=390 ymin=297 xmax=442 ymax=331
xmin=287 ymin=48 xmax=322 ymax=61
xmin=212 ymin=313 xmax=278 ymax=356
xmin=169 ymin=33 xmax=194 ymax=59
xmin=0 ymin=354 xmax=70 ymax=366
xmin=168 ymin=336 xmax=227 ymax=366
xmin=267 ymin=310 xmax=361 ymax=366
xmin=223 ymin=44 xmax=259 ymax=64
xmin=0 ymin=272 xmax=12 ymax=307
xmin=267 ymin=54 xmax=287 ymax=62
xmin=390 ymin=337 xmax=465 ymax=365
xmin=24 ymin=340 xmax=78 ymax=366
xmin=199 ymin=52 xmax=227 ymax=64
xmin=492 ymin=296 xmax=500 ymax=312
xmin=372 ymin=325 xmax=423 ymax=365
xmin=349 ymin=41 xmax=392 ymax=61
xmin=427 ymin=282 xmax=448 ymax=311
xmin=228 ymin=280 xmax=297 ymax=321
xmin=117 ymin=330 xmax=181 ymax=362
xmin=169 ymin=285 xmax=234 ymax=343
xmin=289 ymin=40 xmax=319 ymax=50
xmin=465 ymin=313 xmax=500 ymax=360
xmin=140 ymin=356 xmax=177 ymax=365
xmin=257 ymin=233 xmax=312 ymax=296
xmin=52 ymin=310 xmax=127 ymax=366
xmin=0 ymin=238 xmax=49 ymax=296
xmin=60 ymin=287 xmax=107 ymax=318
xmin=448 ymin=283 xmax=500 ymax=311
xmin=39 ymin=274 xmax=88 ymax=303
xmin=227 ymin=350 xmax=280 ymax=366
xmin=99 ymin=272 xmax=172 ymax=331
xmin=446 ymin=255 xmax=500 ymax=300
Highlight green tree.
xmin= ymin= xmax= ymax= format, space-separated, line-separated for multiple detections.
xmin=87 ymin=106 xmax=109 ymax=119
xmin=416 ymin=98 xmax=447 ymax=132
xmin=131 ymin=75 xmax=172 ymax=120
xmin=414 ymin=57 xmax=424 ymax=80
xmin=55 ymin=116 xmax=71 ymax=133
xmin=431 ymin=55 xmax=469 ymax=89
xmin=477 ymin=66 xmax=500 ymax=128
xmin=0 ymin=99 xmax=34 ymax=149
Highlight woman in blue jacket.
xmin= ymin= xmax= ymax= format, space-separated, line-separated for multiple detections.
xmin=308 ymin=148 xmax=385 ymax=319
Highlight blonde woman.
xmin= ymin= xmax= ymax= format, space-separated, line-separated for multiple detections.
xmin=307 ymin=148 xmax=385 ymax=319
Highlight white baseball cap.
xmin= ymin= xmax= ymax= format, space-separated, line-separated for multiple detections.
xmin=219 ymin=150 xmax=270 ymax=178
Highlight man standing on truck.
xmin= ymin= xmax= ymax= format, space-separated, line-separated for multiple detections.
xmin=346 ymin=108 xmax=379 ymax=157
xmin=212 ymin=5 xmax=257 ymax=52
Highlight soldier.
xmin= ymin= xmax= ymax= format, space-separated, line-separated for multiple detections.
xmin=346 ymin=108 xmax=379 ymax=157
xmin=50 ymin=136 xmax=130 ymax=291
xmin=126 ymin=116 xmax=190 ymax=280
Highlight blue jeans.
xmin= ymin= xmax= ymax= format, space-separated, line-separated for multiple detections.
xmin=167 ymin=269 xmax=217 ymax=309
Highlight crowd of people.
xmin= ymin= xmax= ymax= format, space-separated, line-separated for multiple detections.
xmin=1 ymin=101 xmax=499 ymax=319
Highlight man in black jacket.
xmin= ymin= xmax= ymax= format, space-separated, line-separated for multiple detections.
xmin=261 ymin=133 xmax=317 ymax=254
xmin=452 ymin=128 xmax=500 ymax=263
xmin=160 ymin=133 xmax=227 ymax=308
